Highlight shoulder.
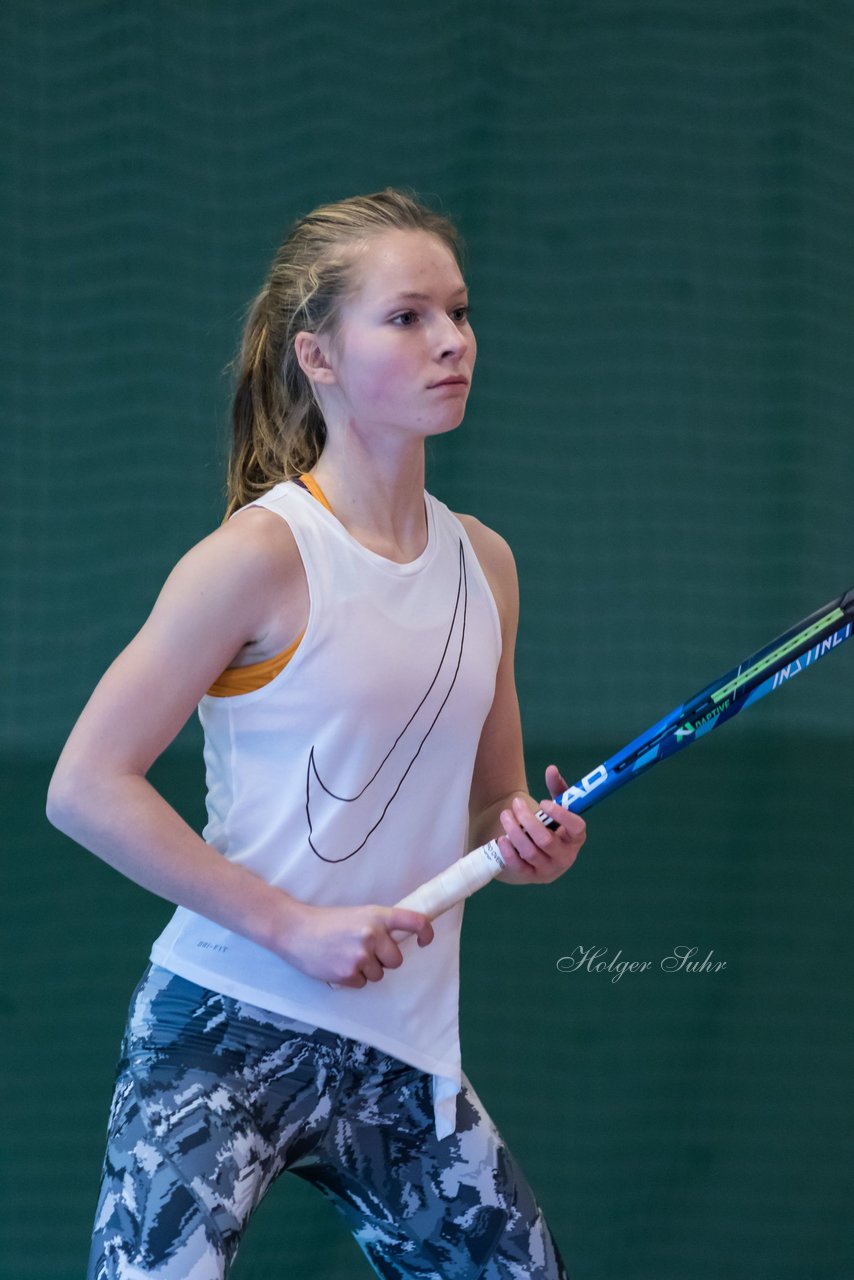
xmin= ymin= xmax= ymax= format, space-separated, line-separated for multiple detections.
xmin=217 ymin=502 xmax=303 ymax=575
xmin=455 ymin=514 xmax=515 ymax=576
xmin=454 ymin=513 xmax=519 ymax=630
xmin=149 ymin=501 xmax=307 ymax=653
xmin=175 ymin=502 xmax=302 ymax=590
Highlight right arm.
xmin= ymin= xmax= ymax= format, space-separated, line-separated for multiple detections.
xmin=46 ymin=509 xmax=431 ymax=987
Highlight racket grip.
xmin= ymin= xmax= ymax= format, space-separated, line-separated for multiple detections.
xmin=394 ymin=838 xmax=507 ymax=922
xmin=328 ymin=850 xmax=504 ymax=987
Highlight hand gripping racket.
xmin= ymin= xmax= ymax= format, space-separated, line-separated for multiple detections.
xmin=396 ymin=586 xmax=854 ymax=922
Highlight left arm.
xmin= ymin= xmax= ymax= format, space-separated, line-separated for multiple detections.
xmin=459 ymin=515 xmax=586 ymax=885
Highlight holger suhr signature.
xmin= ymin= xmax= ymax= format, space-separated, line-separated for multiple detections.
xmin=556 ymin=945 xmax=727 ymax=983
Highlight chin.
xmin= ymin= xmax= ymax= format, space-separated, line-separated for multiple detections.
xmin=425 ymin=407 xmax=468 ymax=438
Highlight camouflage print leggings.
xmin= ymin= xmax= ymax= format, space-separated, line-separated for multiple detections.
xmin=88 ymin=964 xmax=568 ymax=1280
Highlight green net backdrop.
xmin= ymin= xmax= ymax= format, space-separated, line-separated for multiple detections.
xmin=2 ymin=4 xmax=853 ymax=1278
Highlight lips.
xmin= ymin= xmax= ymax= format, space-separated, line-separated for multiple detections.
xmin=430 ymin=376 xmax=469 ymax=388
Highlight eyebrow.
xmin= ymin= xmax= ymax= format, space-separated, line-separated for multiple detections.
xmin=383 ymin=287 xmax=469 ymax=304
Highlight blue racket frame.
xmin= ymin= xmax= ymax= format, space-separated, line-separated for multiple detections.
xmin=554 ymin=587 xmax=854 ymax=816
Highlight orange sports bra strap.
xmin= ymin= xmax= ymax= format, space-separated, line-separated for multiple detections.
xmin=295 ymin=473 xmax=333 ymax=514
xmin=207 ymin=476 xmax=331 ymax=698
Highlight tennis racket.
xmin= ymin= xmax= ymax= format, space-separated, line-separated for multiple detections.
xmin=396 ymin=586 xmax=854 ymax=921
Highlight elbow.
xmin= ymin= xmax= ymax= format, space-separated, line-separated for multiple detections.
xmin=46 ymin=769 xmax=72 ymax=833
xmin=47 ymin=756 xmax=140 ymax=840
xmin=46 ymin=763 xmax=87 ymax=836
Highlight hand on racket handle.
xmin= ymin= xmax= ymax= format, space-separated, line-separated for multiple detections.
xmin=395 ymin=836 xmax=508 ymax=920
xmin=394 ymin=799 xmax=567 ymax=923
xmin=395 ymin=586 xmax=854 ymax=925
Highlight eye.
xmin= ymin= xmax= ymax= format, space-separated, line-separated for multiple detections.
xmin=391 ymin=310 xmax=418 ymax=326
xmin=450 ymin=304 xmax=470 ymax=324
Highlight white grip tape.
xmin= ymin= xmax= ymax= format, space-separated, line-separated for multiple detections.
xmin=395 ymin=839 xmax=506 ymax=920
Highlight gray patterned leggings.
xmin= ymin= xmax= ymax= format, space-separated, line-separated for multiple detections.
xmin=88 ymin=964 xmax=567 ymax=1279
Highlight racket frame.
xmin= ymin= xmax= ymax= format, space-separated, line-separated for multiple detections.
xmin=397 ymin=587 xmax=854 ymax=921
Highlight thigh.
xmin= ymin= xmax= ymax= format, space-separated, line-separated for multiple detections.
xmin=308 ymin=1060 xmax=568 ymax=1280
xmin=88 ymin=965 xmax=331 ymax=1279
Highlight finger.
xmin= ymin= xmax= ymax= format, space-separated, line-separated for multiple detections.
xmin=538 ymin=799 xmax=587 ymax=843
xmin=415 ymin=920 xmax=435 ymax=947
xmin=496 ymin=832 xmax=536 ymax=876
xmin=335 ymin=971 xmax=367 ymax=990
xmin=510 ymin=796 xmax=562 ymax=856
xmin=545 ymin=764 xmax=569 ymax=798
xmin=373 ymin=932 xmax=405 ymax=971
xmin=500 ymin=804 xmax=547 ymax=865
xmin=388 ymin=908 xmax=432 ymax=936
xmin=359 ymin=954 xmax=386 ymax=984
xmin=388 ymin=911 xmax=434 ymax=949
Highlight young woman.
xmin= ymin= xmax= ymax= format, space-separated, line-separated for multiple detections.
xmin=48 ymin=189 xmax=586 ymax=1279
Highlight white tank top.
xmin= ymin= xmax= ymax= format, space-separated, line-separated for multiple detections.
xmin=151 ymin=480 xmax=502 ymax=1136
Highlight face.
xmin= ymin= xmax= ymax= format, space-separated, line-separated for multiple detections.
xmin=311 ymin=229 xmax=476 ymax=442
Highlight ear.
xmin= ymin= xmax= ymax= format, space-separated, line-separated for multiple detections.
xmin=294 ymin=331 xmax=336 ymax=386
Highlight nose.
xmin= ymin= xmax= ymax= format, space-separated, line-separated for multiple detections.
xmin=436 ymin=312 xmax=469 ymax=361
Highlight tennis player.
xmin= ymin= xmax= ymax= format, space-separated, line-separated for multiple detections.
xmin=47 ymin=188 xmax=586 ymax=1279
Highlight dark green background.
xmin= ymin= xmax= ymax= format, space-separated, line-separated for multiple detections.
xmin=2 ymin=4 xmax=852 ymax=1277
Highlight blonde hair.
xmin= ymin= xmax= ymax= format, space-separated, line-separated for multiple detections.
xmin=225 ymin=188 xmax=464 ymax=518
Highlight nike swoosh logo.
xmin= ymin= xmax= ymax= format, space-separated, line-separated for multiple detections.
xmin=305 ymin=540 xmax=468 ymax=864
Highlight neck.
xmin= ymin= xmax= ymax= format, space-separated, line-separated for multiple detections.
xmin=311 ymin=431 xmax=428 ymax=563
